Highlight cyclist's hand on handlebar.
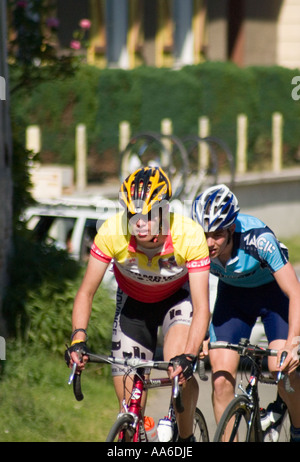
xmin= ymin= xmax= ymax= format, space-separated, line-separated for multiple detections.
xmin=277 ymin=342 xmax=299 ymax=375
xmin=199 ymin=339 xmax=210 ymax=360
xmin=65 ymin=342 xmax=89 ymax=372
xmin=169 ymin=354 xmax=196 ymax=384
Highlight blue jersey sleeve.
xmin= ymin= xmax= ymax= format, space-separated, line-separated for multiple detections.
xmin=254 ymin=231 xmax=288 ymax=273
xmin=211 ymin=215 xmax=290 ymax=288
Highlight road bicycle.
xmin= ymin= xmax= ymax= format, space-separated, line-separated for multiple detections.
xmin=68 ymin=349 xmax=209 ymax=442
xmin=210 ymin=338 xmax=293 ymax=442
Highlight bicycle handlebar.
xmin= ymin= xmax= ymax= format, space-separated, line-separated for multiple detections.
xmin=208 ymin=339 xmax=278 ymax=358
xmin=68 ymin=352 xmax=185 ymax=409
xmin=208 ymin=338 xmax=297 ymax=392
xmin=87 ymin=352 xmax=172 ymax=370
xmin=73 ymin=371 xmax=84 ymax=401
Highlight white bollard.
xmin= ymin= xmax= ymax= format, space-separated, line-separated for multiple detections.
xmin=26 ymin=125 xmax=41 ymax=155
xmin=76 ymin=124 xmax=87 ymax=192
xmin=236 ymin=114 xmax=248 ymax=175
xmin=161 ymin=118 xmax=172 ymax=168
xmin=198 ymin=116 xmax=210 ymax=171
xmin=119 ymin=120 xmax=131 ymax=152
xmin=272 ymin=112 xmax=283 ymax=173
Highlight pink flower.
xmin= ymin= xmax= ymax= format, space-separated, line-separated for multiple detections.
xmin=79 ymin=19 xmax=91 ymax=30
xmin=17 ymin=1 xmax=27 ymax=7
xmin=70 ymin=40 xmax=81 ymax=50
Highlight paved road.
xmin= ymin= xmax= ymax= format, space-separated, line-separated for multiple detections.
xmin=146 ymin=368 xmax=285 ymax=442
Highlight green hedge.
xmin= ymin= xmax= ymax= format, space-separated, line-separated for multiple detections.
xmin=249 ymin=66 xmax=300 ymax=167
xmin=10 ymin=62 xmax=300 ymax=178
xmin=3 ymin=232 xmax=115 ymax=355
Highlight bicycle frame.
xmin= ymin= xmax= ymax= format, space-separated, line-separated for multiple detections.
xmin=68 ymin=352 xmax=180 ymax=442
xmin=210 ymin=338 xmax=290 ymax=442
xmin=68 ymin=350 xmax=211 ymax=442
xmin=119 ymin=367 xmax=147 ymax=442
xmin=235 ymin=355 xmax=265 ymax=442
xmin=119 ymin=366 xmax=178 ymax=442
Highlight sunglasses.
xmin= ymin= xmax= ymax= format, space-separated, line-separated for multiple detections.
xmin=128 ymin=210 xmax=152 ymax=221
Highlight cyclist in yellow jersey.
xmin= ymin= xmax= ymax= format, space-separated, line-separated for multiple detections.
xmin=67 ymin=167 xmax=210 ymax=442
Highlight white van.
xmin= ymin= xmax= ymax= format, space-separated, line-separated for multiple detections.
xmin=22 ymin=196 xmax=119 ymax=261
xmin=21 ymin=196 xmax=120 ymax=295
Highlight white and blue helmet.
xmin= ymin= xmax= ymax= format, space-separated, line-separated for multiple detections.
xmin=192 ymin=184 xmax=240 ymax=232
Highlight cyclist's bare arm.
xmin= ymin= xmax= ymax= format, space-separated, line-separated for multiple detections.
xmin=186 ymin=269 xmax=210 ymax=354
xmin=170 ymin=269 xmax=210 ymax=382
xmin=273 ymin=262 xmax=300 ymax=373
xmin=70 ymin=256 xmax=109 ymax=370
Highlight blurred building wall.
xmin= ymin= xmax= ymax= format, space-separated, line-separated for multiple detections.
xmin=277 ymin=0 xmax=300 ymax=68
xmin=67 ymin=0 xmax=299 ymax=70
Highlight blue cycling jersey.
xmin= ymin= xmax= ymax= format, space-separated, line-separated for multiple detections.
xmin=210 ymin=214 xmax=289 ymax=288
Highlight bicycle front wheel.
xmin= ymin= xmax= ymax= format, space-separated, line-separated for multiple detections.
xmin=106 ymin=413 xmax=136 ymax=442
xmin=213 ymin=395 xmax=255 ymax=442
xmin=194 ymin=407 xmax=209 ymax=442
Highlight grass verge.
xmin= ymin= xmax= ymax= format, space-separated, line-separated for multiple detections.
xmin=281 ymin=235 xmax=300 ymax=266
xmin=0 ymin=343 xmax=118 ymax=442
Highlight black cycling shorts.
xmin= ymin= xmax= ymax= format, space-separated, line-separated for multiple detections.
xmin=209 ymin=280 xmax=289 ymax=344
xmin=111 ymin=283 xmax=193 ymax=376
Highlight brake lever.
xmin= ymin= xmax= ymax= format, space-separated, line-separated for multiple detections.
xmin=173 ymin=375 xmax=179 ymax=399
xmin=68 ymin=362 xmax=77 ymax=385
xmin=276 ymin=351 xmax=288 ymax=382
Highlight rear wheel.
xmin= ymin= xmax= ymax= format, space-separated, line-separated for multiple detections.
xmin=172 ymin=407 xmax=209 ymax=442
xmin=194 ymin=407 xmax=209 ymax=442
xmin=106 ymin=413 xmax=136 ymax=442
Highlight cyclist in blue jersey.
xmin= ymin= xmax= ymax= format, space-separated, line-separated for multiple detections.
xmin=192 ymin=184 xmax=300 ymax=441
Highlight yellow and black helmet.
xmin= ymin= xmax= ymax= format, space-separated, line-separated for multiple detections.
xmin=119 ymin=166 xmax=172 ymax=215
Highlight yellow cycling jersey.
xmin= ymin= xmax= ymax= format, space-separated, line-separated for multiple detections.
xmin=91 ymin=212 xmax=210 ymax=302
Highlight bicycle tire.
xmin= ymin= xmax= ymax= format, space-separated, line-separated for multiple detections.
xmin=213 ymin=395 xmax=255 ymax=442
xmin=106 ymin=413 xmax=136 ymax=442
xmin=172 ymin=407 xmax=209 ymax=442
xmin=194 ymin=407 xmax=209 ymax=442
